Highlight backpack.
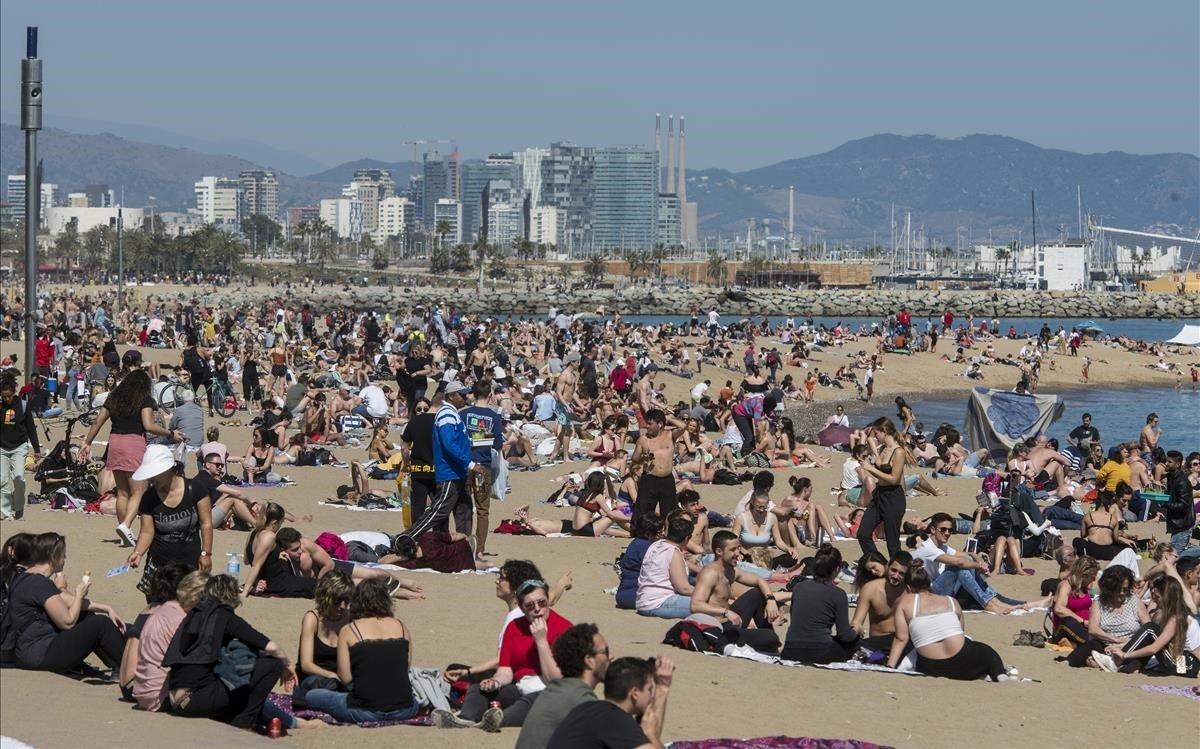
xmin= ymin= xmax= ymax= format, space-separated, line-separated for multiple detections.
xmin=766 ymin=351 xmax=779 ymax=367
xmin=314 ymin=532 xmax=349 ymax=561
xmin=663 ymin=620 xmax=730 ymax=654
xmin=711 ymin=468 xmax=742 ymax=486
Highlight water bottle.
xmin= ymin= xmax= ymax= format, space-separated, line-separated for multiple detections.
xmin=226 ymin=552 xmax=241 ymax=577
xmin=400 ymin=472 xmax=413 ymax=529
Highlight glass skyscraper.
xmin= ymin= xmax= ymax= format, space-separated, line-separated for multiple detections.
xmin=593 ymin=146 xmax=659 ymax=253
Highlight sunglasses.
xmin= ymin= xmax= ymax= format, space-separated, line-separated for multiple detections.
xmin=936 ymin=526 xmax=954 ymax=534
xmin=522 ymin=598 xmax=549 ymax=612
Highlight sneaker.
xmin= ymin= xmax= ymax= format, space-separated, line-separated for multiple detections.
xmin=432 ymin=709 xmax=477 ymax=729
xmin=1091 ymin=652 xmax=1118 ymax=672
xmin=1012 ymin=631 xmax=1033 ymax=647
xmin=478 ymin=707 xmax=503 ymax=733
xmin=116 ymin=523 xmax=136 ymax=547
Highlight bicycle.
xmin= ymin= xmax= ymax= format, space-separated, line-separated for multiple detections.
xmin=157 ymin=373 xmax=239 ymax=418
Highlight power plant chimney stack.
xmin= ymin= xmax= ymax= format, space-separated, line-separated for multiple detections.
xmin=654 ymin=113 xmax=662 ymax=192
xmin=665 ymin=115 xmax=675 ymax=195
xmin=677 ymin=115 xmax=688 ymax=248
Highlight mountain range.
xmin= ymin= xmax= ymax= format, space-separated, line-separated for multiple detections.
xmin=1 ymin=123 xmax=1195 ymax=244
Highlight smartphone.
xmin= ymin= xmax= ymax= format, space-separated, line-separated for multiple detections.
xmin=964 ymin=538 xmax=979 ymax=554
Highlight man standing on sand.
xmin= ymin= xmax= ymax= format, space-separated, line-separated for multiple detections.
xmin=631 ymin=409 xmax=684 ymax=524
xmin=851 ymin=551 xmax=911 ymax=653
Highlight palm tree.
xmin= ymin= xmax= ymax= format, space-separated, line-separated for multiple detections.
xmin=436 ymin=220 xmax=452 ymax=252
xmin=626 ymin=249 xmax=647 ymax=281
xmin=706 ymin=251 xmax=727 ymax=286
xmin=584 ymin=253 xmax=607 ymax=284
xmin=650 ymin=244 xmax=668 ymax=281
xmin=53 ymin=218 xmax=80 ymax=272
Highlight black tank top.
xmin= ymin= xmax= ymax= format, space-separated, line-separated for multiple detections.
xmin=345 ymin=624 xmax=413 ymax=711
xmin=302 ymin=618 xmax=339 ymax=678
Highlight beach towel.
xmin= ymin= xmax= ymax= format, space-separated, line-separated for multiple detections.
xmin=964 ymin=387 xmax=1064 ymax=462
xmin=669 ymin=737 xmax=893 ymax=749
xmin=352 ymin=561 xmax=498 ymax=576
xmin=240 ymin=479 xmax=296 ymax=488
xmin=318 ymin=500 xmax=402 ymax=512
xmin=1132 ymin=684 xmax=1200 ymax=701
xmin=267 ymin=692 xmax=432 ymax=727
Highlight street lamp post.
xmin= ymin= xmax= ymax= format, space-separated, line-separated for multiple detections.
xmin=21 ymin=26 xmax=42 ymax=383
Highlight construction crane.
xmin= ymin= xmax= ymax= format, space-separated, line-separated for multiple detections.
xmin=403 ymin=139 xmax=456 ymax=177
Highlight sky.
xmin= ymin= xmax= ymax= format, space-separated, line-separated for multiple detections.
xmin=1 ymin=0 xmax=1197 ymax=171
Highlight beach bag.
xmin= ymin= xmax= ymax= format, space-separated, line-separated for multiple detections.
xmin=712 ymin=468 xmax=742 ymax=485
xmin=663 ymin=620 xmax=730 ymax=654
xmin=315 ymin=532 xmax=349 ymax=561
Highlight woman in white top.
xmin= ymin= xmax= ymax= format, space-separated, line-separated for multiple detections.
xmin=887 ymin=561 xmax=1007 ymax=681
xmin=1066 ymin=565 xmax=1149 ymax=668
xmin=838 ymin=444 xmax=875 ymax=508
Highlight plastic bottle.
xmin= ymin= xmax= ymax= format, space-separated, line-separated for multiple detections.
xmin=400 ymin=472 xmax=412 ymax=529
xmin=226 ymin=552 xmax=241 ymax=578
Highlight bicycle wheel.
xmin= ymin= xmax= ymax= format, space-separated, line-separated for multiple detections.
xmin=213 ymin=383 xmax=237 ymax=418
xmin=158 ymin=383 xmax=186 ymax=411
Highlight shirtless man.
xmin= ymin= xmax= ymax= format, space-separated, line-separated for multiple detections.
xmin=851 ymin=551 xmax=911 ymax=652
xmin=1028 ymin=436 xmax=1070 ymax=496
xmin=1125 ymin=445 xmax=1155 ymax=520
xmin=677 ymin=489 xmax=711 ymax=554
xmin=1139 ymin=413 xmax=1160 ymax=460
xmin=468 ymin=339 xmax=491 ymax=382
xmin=631 ymin=408 xmax=685 ymax=523
xmin=328 ymin=385 xmax=355 ymax=424
xmin=636 ymin=367 xmax=658 ymax=414
xmin=689 ymin=531 xmax=781 ymax=653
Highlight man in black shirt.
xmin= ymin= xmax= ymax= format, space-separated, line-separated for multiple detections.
xmin=1067 ymin=412 xmax=1100 ymax=448
xmin=401 ymin=399 xmax=437 ymax=527
xmin=1 ymin=375 xmax=41 ymax=520
xmin=547 ymin=656 xmax=674 ymax=749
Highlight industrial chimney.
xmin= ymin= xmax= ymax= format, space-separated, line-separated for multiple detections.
xmin=665 ymin=115 xmax=675 ymax=195
xmin=678 ymin=115 xmax=687 ymax=247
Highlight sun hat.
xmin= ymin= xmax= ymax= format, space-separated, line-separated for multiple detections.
xmin=132 ymin=444 xmax=179 ymax=481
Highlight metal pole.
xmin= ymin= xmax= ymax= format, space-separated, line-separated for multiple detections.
xmin=21 ymin=27 xmax=43 ymax=384
xmin=117 ymin=206 xmax=124 ymax=312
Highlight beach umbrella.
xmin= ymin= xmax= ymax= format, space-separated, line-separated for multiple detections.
xmin=817 ymin=424 xmax=852 ymax=447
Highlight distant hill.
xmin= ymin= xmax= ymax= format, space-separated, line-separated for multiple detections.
xmin=2 ymin=125 xmax=1194 ymax=243
xmin=693 ymin=134 xmax=1198 ymax=242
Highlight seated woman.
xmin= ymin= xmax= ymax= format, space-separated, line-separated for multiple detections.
xmin=120 ymin=560 xmax=192 ymax=700
xmin=243 ymin=427 xmax=284 ymax=484
xmin=434 ymin=578 xmax=573 ymax=731
xmin=1102 ymin=576 xmax=1199 ymax=676
xmin=303 ymin=578 xmax=423 ymax=723
xmin=588 ymin=415 xmax=628 ymax=475
xmin=163 ymin=574 xmax=317 ymax=731
xmin=1066 ymin=565 xmax=1150 ymax=668
xmin=6 ymin=532 xmax=125 ymax=675
xmin=887 ymin=561 xmax=1008 ymax=681
xmin=837 ymin=444 xmax=876 ymax=508
xmin=294 ymin=572 xmax=353 ymax=709
xmin=776 ymin=476 xmax=837 ymax=549
xmin=777 ymin=417 xmax=832 ymax=468
xmin=1072 ymin=490 xmax=1137 ymax=561
xmin=615 ymin=515 xmax=665 ymax=610
xmin=132 ymin=570 xmax=210 ymax=712
xmin=635 ymin=516 xmax=696 ymax=619
xmin=1050 ymin=557 xmax=1100 ymax=647
xmin=513 ymin=472 xmax=632 ymax=539
xmin=780 ymin=545 xmax=860 ymax=663
xmin=732 ymin=490 xmax=797 ymax=565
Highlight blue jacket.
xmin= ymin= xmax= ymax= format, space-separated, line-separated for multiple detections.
xmin=432 ymin=402 xmax=471 ymax=481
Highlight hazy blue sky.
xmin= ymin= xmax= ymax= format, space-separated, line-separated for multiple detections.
xmin=2 ymin=0 xmax=1197 ymax=170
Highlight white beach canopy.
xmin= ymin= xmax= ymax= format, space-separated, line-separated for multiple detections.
xmin=1166 ymin=324 xmax=1200 ymax=346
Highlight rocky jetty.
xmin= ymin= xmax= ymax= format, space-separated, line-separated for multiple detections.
xmin=193 ymin=286 xmax=1197 ymax=320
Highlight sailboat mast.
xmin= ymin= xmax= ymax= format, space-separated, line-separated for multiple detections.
xmin=1031 ymin=190 xmax=1038 ymax=249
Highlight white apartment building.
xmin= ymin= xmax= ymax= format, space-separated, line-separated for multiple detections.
xmin=320 ymin=197 xmax=364 ymax=240
xmin=433 ymin=198 xmax=462 ymax=245
xmin=1038 ymin=242 xmax=1089 ymax=291
xmin=4 ymin=176 xmax=58 ymax=226
xmin=514 ymin=147 xmax=549 ymax=207
xmin=194 ymin=176 xmax=243 ymax=225
xmin=45 ymin=205 xmax=145 ymax=236
xmin=1115 ymin=244 xmax=1181 ymax=276
xmin=67 ymin=193 xmax=88 ymax=208
xmin=487 ymin=202 xmax=523 ymax=250
xmin=529 ymin=205 xmax=558 ymax=247
xmin=376 ymin=196 xmax=415 ymax=243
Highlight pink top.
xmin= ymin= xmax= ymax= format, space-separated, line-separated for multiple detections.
xmin=134 ymin=601 xmax=188 ymax=711
xmin=636 ymin=540 xmax=680 ymax=612
xmin=199 ymin=441 xmax=228 ymax=464
xmin=1053 ymin=591 xmax=1092 ymax=629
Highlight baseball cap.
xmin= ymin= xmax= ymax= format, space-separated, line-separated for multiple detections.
xmin=443 ymin=380 xmax=469 ymax=396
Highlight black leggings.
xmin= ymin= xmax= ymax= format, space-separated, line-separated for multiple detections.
xmin=170 ymin=656 xmax=284 ymax=730
xmin=1072 ymin=538 xmax=1122 ymax=561
xmin=634 ymin=473 xmax=678 ymax=523
xmin=1067 ymin=636 xmax=1109 ymax=668
xmin=780 ymin=640 xmax=858 ymax=664
xmin=857 ymin=484 xmax=906 ymax=557
xmin=37 ymin=612 xmax=124 ymax=673
xmin=459 ymin=683 xmax=538 ymax=727
xmin=916 ymin=640 xmax=1006 ymax=681
xmin=1051 ymin=618 xmax=1089 ymax=646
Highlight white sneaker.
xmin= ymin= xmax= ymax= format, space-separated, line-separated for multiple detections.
xmin=116 ymin=524 xmax=136 ymax=547
xmin=1091 ymin=652 xmax=1118 ymax=672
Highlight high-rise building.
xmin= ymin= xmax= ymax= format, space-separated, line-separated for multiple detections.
xmin=487 ymin=201 xmax=523 ymax=251
xmin=377 ymin=196 xmax=415 ymax=244
xmin=194 ymin=177 xmax=243 ymax=225
xmin=433 ymin=198 xmax=462 ymax=245
xmin=656 ymin=193 xmax=681 ymax=248
xmin=345 ymin=169 xmax=396 ymax=237
xmin=6 ymin=177 xmax=60 ymax=227
xmin=239 ymin=170 xmax=279 ymax=219
xmin=481 ymin=179 xmax=517 ymax=245
xmin=422 ymin=152 xmax=452 ymax=228
xmin=84 ymin=183 xmax=115 ymax=208
xmin=286 ymin=206 xmax=320 ymax=238
xmin=513 ymin=148 xmax=549 ymax=208
xmin=407 ymin=175 xmax=424 ymax=225
xmin=593 ymin=146 xmax=658 ymax=252
xmin=540 ymin=143 xmax=595 ymax=255
xmin=529 ymin=206 xmax=558 ymax=248
xmin=319 ymin=197 xmax=364 ymax=240
xmin=461 ymin=156 xmax=517 ymax=243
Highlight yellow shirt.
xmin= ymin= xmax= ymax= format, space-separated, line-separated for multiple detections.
xmin=1095 ymin=460 xmax=1131 ymax=493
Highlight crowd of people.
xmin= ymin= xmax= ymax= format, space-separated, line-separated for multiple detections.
xmin=0 ymin=286 xmax=1197 ymax=744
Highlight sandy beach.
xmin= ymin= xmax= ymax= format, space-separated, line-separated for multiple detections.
xmin=1 ymin=305 xmax=1197 ymax=749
